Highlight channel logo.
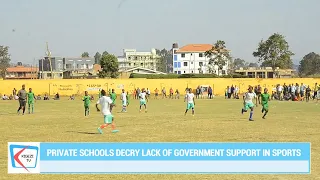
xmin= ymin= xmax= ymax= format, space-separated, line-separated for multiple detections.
xmin=8 ymin=142 xmax=40 ymax=174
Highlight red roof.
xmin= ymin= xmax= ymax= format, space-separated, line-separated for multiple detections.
xmin=7 ymin=66 xmax=39 ymax=72
xmin=176 ymin=44 xmax=213 ymax=53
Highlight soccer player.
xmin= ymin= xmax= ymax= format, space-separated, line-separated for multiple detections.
xmin=139 ymin=89 xmax=148 ymax=113
xmin=260 ymin=88 xmax=270 ymax=119
xmin=184 ymin=88 xmax=195 ymax=116
xmin=27 ymin=88 xmax=36 ymax=114
xmin=241 ymin=86 xmax=258 ymax=121
xmin=126 ymin=91 xmax=130 ymax=106
xmin=120 ymin=89 xmax=127 ymax=112
xmin=17 ymin=84 xmax=27 ymax=115
xmin=96 ymin=90 xmax=119 ymax=134
xmin=110 ymin=89 xmax=117 ymax=112
xmin=83 ymin=91 xmax=91 ymax=116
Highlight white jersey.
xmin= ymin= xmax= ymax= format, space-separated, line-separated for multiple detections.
xmin=96 ymin=96 xmax=113 ymax=115
xmin=147 ymin=90 xmax=150 ymax=95
xmin=139 ymin=92 xmax=146 ymax=100
xmin=244 ymin=92 xmax=256 ymax=103
xmin=121 ymin=93 xmax=127 ymax=101
xmin=185 ymin=93 xmax=195 ymax=103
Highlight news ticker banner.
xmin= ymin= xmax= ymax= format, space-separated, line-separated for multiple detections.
xmin=8 ymin=142 xmax=310 ymax=174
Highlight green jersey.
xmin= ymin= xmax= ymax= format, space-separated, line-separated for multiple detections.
xmin=261 ymin=93 xmax=270 ymax=103
xmin=83 ymin=95 xmax=91 ymax=107
xmin=110 ymin=93 xmax=117 ymax=103
xmin=27 ymin=92 xmax=35 ymax=103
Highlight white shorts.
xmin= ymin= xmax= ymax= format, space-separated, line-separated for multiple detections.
xmin=122 ymin=100 xmax=127 ymax=106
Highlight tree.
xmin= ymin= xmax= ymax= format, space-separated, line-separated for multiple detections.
xmin=253 ymin=33 xmax=294 ymax=78
xmin=298 ymin=52 xmax=320 ymax=77
xmin=94 ymin=52 xmax=101 ymax=64
xmin=102 ymin=51 xmax=109 ymax=56
xmin=155 ymin=48 xmax=172 ymax=73
xmin=232 ymin=58 xmax=247 ymax=69
xmin=81 ymin=52 xmax=89 ymax=58
xmin=205 ymin=40 xmax=231 ymax=76
xmin=248 ymin=62 xmax=259 ymax=67
xmin=98 ymin=54 xmax=119 ymax=78
xmin=0 ymin=46 xmax=11 ymax=78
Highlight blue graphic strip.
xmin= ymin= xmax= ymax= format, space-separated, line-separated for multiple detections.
xmin=39 ymin=143 xmax=310 ymax=161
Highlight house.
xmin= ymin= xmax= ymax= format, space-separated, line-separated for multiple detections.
xmin=38 ymin=57 xmax=95 ymax=79
xmin=5 ymin=66 xmax=39 ymax=79
xmin=235 ymin=67 xmax=296 ymax=78
xmin=118 ymin=49 xmax=160 ymax=71
xmin=172 ymin=43 xmax=230 ymax=75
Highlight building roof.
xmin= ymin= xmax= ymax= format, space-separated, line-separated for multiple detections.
xmin=119 ymin=67 xmax=167 ymax=74
xmin=175 ymin=44 xmax=213 ymax=53
xmin=7 ymin=66 xmax=39 ymax=72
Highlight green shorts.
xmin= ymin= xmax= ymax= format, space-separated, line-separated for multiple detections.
xmin=140 ymin=99 xmax=146 ymax=105
xmin=186 ymin=102 xmax=195 ymax=110
xmin=28 ymin=101 xmax=34 ymax=105
xmin=244 ymin=102 xmax=254 ymax=110
xmin=104 ymin=114 xmax=113 ymax=124
xmin=262 ymin=102 xmax=269 ymax=111
xmin=84 ymin=105 xmax=89 ymax=109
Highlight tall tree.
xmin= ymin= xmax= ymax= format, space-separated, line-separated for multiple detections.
xmin=155 ymin=48 xmax=171 ymax=73
xmin=81 ymin=52 xmax=89 ymax=58
xmin=205 ymin=40 xmax=231 ymax=76
xmin=102 ymin=51 xmax=109 ymax=56
xmin=98 ymin=54 xmax=119 ymax=78
xmin=253 ymin=33 xmax=294 ymax=78
xmin=94 ymin=52 xmax=101 ymax=64
xmin=0 ymin=46 xmax=11 ymax=78
xmin=298 ymin=52 xmax=320 ymax=77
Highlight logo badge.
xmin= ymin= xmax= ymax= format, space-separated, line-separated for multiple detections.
xmin=8 ymin=142 xmax=40 ymax=173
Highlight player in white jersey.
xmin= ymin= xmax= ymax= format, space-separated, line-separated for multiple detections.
xmin=184 ymin=88 xmax=195 ymax=116
xmin=241 ymin=86 xmax=258 ymax=121
xmin=139 ymin=89 xmax=148 ymax=112
xmin=96 ymin=90 xmax=119 ymax=134
xmin=120 ymin=89 xmax=127 ymax=112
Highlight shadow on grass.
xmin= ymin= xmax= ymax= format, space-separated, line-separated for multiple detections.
xmin=66 ymin=131 xmax=100 ymax=135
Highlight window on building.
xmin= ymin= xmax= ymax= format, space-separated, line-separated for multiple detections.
xmin=129 ymin=63 xmax=131 ymax=66
xmin=174 ymin=55 xmax=177 ymax=61
xmin=174 ymin=62 xmax=178 ymax=68
xmin=174 ymin=71 xmax=177 ymax=74
xmin=184 ymin=62 xmax=188 ymax=66
xmin=191 ymin=62 xmax=193 ymax=64
xmin=199 ymin=53 xmax=203 ymax=57
xmin=199 ymin=62 xmax=203 ymax=66
xmin=134 ymin=63 xmax=136 ymax=66
xmin=191 ymin=71 xmax=194 ymax=73
xmin=76 ymin=64 xmax=79 ymax=69
xmin=183 ymin=71 xmax=186 ymax=73
xmin=135 ymin=56 xmax=138 ymax=60
xmin=140 ymin=63 xmax=143 ymax=66
xmin=177 ymin=62 xmax=181 ymax=68
xmin=181 ymin=53 xmax=185 ymax=58
xmin=178 ymin=71 xmax=181 ymax=74
xmin=128 ymin=56 xmax=131 ymax=60
xmin=222 ymin=70 xmax=226 ymax=75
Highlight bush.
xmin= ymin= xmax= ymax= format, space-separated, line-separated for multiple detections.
xmin=129 ymin=73 xmax=248 ymax=79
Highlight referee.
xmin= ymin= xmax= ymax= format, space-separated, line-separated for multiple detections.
xmin=17 ymin=84 xmax=27 ymax=115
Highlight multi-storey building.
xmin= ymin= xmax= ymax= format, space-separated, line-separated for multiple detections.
xmin=118 ymin=49 xmax=160 ymax=71
xmin=6 ymin=66 xmax=39 ymax=79
xmin=172 ymin=43 xmax=229 ymax=75
xmin=38 ymin=57 xmax=95 ymax=79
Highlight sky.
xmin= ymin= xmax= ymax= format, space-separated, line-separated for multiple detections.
xmin=1 ymin=0 xmax=320 ymax=65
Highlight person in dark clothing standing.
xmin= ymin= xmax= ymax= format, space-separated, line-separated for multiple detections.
xmin=17 ymin=84 xmax=27 ymax=115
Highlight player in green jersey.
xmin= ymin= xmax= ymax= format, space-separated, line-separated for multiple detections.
xmin=260 ymin=88 xmax=271 ymax=119
xmin=83 ymin=91 xmax=91 ymax=116
xmin=110 ymin=89 xmax=117 ymax=112
xmin=27 ymin=88 xmax=36 ymax=114
xmin=126 ymin=91 xmax=130 ymax=106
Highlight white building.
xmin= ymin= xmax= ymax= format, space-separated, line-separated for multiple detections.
xmin=118 ymin=49 xmax=160 ymax=71
xmin=172 ymin=44 xmax=229 ymax=75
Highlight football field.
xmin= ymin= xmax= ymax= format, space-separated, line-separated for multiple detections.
xmin=0 ymin=97 xmax=319 ymax=180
